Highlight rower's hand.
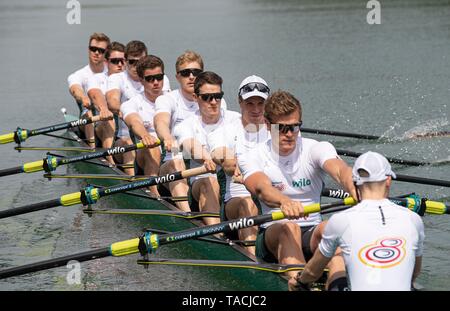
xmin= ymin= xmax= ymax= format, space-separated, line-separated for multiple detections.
xmin=98 ymin=109 xmax=114 ymax=121
xmin=163 ymin=136 xmax=177 ymax=153
xmin=81 ymin=96 xmax=91 ymax=109
xmin=141 ymin=134 xmax=160 ymax=148
xmin=280 ymin=199 xmax=305 ymax=219
xmin=232 ymin=166 xmax=243 ymax=184
xmin=203 ymin=159 xmax=217 ymax=173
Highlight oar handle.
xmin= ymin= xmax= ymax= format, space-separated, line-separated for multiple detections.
xmin=180 ymin=166 xmax=211 ymax=178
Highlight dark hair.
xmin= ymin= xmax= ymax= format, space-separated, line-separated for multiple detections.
xmin=136 ymin=55 xmax=165 ymax=79
xmin=264 ymin=90 xmax=302 ymax=121
xmin=125 ymin=40 xmax=148 ymax=59
xmin=194 ymin=71 xmax=223 ymax=94
xmin=105 ymin=41 xmax=125 ymax=59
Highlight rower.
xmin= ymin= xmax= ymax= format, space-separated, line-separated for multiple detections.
xmin=296 ymin=151 xmax=425 ymax=291
xmin=154 ymin=51 xmax=227 ymax=212
xmin=86 ymin=41 xmax=125 ymax=163
xmin=120 ymin=55 xmax=168 ymax=196
xmin=208 ymin=75 xmax=271 ymax=254
xmin=239 ymin=90 xmax=357 ymax=290
xmin=175 ymin=71 xmax=240 ymax=225
xmin=106 ymin=40 xmax=170 ymax=175
xmin=67 ymin=32 xmax=110 ymax=147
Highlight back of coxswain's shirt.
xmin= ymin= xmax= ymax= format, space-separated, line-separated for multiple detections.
xmin=319 ymin=199 xmax=425 ymax=291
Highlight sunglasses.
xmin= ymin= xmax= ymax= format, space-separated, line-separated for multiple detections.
xmin=197 ymin=92 xmax=224 ymax=102
xmin=89 ymin=46 xmax=106 ymax=54
xmin=127 ymin=58 xmax=140 ymax=66
xmin=239 ymin=82 xmax=270 ymax=96
xmin=144 ymin=73 xmax=165 ymax=82
xmin=177 ymin=68 xmax=203 ymax=78
xmin=109 ymin=58 xmax=125 ymax=65
xmin=272 ymin=122 xmax=303 ymax=134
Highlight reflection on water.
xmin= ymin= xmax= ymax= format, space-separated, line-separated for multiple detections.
xmin=0 ymin=0 xmax=449 ymax=290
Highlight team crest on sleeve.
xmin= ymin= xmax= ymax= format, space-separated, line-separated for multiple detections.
xmin=358 ymin=237 xmax=406 ymax=268
xmin=271 ymin=182 xmax=286 ymax=192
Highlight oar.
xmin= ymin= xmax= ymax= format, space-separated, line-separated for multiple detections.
xmin=322 ymin=188 xmax=449 ymax=215
xmin=83 ymin=209 xmax=220 ymax=219
xmin=0 ymin=115 xmax=112 ymax=145
xmin=336 ymin=149 xmax=433 ymax=166
xmin=0 ymin=204 xmax=321 ymax=279
xmin=0 ymin=141 xmax=155 ymax=177
xmin=137 ymin=258 xmax=307 ymax=274
xmin=0 ymin=166 xmax=209 ymax=219
xmin=395 ymin=173 xmax=450 ymax=188
xmin=301 ymin=127 xmax=380 ymax=140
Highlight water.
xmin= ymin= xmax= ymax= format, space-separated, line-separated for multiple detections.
xmin=0 ymin=0 xmax=449 ymax=290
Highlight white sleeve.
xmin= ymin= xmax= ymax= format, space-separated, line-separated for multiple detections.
xmin=411 ymin=213 xmax=425 ymax=257
xmin=318 ymin=213 xmax=347 ymax=258
xmin=239 ymin=148 xmax=263 ymax=181
xmin=309 ymin=141 xmax=340 ymax=168
xmin=155 ymin=93 xmax=176 ymax=115
xmin=67 ymin=70 xmax=83 ymax=88
xmin=220 ymin=98 xmax=228 ymax=110
xmin=162 ymin=75 xmax=171 ymax=93
xmin=120 ymin=97 xmax=138 ymax=120
xmin=106 ymin=73 xmax=122 ymax=92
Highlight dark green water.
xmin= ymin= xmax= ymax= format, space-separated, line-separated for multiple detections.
xmin=0 ymin=0 xmax=448 ymax=290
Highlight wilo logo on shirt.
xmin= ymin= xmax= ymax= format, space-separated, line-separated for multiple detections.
xmin=292 ymin=178 xmax=311 ymax=188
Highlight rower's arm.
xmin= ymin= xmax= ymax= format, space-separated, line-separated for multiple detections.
xmin=412 ymin=256 xmax=422 ymax=283
xmin=244 ymin=172 xmax=291 ymax=209
xmin=323 ymin=158 xmax=358 ymax=200
xmin=124 ymin=113 xmax=149 ymax=140
xmin=106 ymin=89 xmax=121 ymax=115
xmin=211 ymin=147 xmax=236 ymax=176
xmin=69 ymin=84 xmax=90 ymax=108
xmin=88 ymin=88 xmax=109 ymax=113
xmin=298 ymin=249 xmax=331 ymax=284
xmin=181 ymin=138 xmax=211 ymax=164
xmin=154 ymin=112 xmax=173 ymax=142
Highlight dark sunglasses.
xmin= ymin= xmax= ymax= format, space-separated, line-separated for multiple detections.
xmin=197 ymin=92 xmax=224 ymax=102
xmin=272 ymin=122 xmax=303 ymax=134
xmin=144 ymin=73 xmax=165 ymax=82
xmin=89 ymin=46 xmax=106 ymax=54
xmin=177 ymin=68 xmax=203 ymax=78
xmin=109 ymin=58 xmax=125 ymax=65
xmin=127 ymin=58 xmax=140 ymax=66
xmin=239 ymin=82 xmax=270 ymax=97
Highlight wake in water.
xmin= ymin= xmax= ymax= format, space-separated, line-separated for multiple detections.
xmin=380 ymin=118 xmax=450 ymax=142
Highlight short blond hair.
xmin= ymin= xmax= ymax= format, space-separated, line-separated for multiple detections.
xmin=175 ymin=50 xmax=204 ymax=72
xmin=89 ymin=32 xmax=110 ymax=46
xmin=264 ymin=90 xmax=302 ymax=121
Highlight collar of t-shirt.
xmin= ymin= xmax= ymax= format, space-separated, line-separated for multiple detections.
xmin=268 ymin=136 xmax=303 ymax=174
xmin=180 ymin=90 xmax=197 ymax=109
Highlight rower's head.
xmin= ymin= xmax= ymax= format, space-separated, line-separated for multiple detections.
xmin=264 ymin=91 xmax=302 ymax=156
xmin=175 ymin=50 xmax=204 ymax=99
xmin=238 ymin=75 xmax=270 ymax=127
xmin=105 ymin=41 xmax=125 ymax=75
xmin=88 ymin=32 xmax=110 ymax=66
xmin=136 ymin=55 xmax=165 ymax=99
xmin=125 ymin=40 xmax=148 ymax=80
xmin=352 ymin=151 xmax=396 ymax=199
xmin=193 ymin=71 xmax=223 ymax=123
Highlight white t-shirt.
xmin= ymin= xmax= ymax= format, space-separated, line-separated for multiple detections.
xmin=319 ymin=199 xmax=425 ymax=291
xmin=68 ymin=64 xmax=107 ymax=115
xmin=209 ymin=119 xmax=269 ymax=202
xmin=120 ymin=93 xmax=159 ymax=139
xmin=155 ymin=89 xmax=228 ymax=161
xmin=107 ymin=72 xmax=171 ymax=138
xmin=174 ymin=109 xmax=241 ymax=183
xmin=239 ymin=137 xmax=339 ymax=228
xmin=87 ymin=72 xmax=108 ymax=95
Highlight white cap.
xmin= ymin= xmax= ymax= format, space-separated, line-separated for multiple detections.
xmin=238 ymin=75 xmax=270 ymax=100
xmin=352 ymin=151 xmax=396 ymax=186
